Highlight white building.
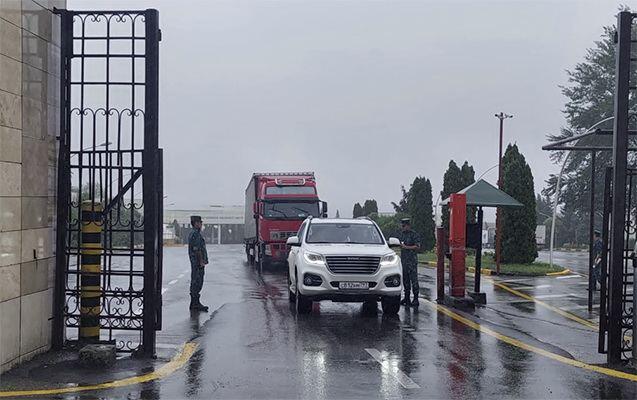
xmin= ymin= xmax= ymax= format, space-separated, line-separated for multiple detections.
xmin=163 ymin=205 xmax=245 ymax=244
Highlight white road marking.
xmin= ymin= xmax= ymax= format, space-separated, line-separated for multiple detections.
xmin=168 ymin=279 xmax=178 ymax=285
xmin=534 ymin=294 xmax=570 ymax=299
xmin=178 ymin=273 xmax=185 ymax=279
xmin=517 ymin=284 xmax=551 ymax=290
xmin=556 ymin=274 xmax=581 ymax=280
xmin=488 ymin=299 xmax=534 ymax=304
xmin=365 ymin=348 xmax=420 ymax=389
xmin=561 ymin=304 xmax=600 ymax=311
xmin=577 ymin=281 xmax=591 ymax=285
xmin=161 ymin=287 xmax=167 ymax=295
xmin=497 ymin=278 xmax=537 ymax=283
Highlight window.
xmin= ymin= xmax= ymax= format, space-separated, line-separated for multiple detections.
xmin=306 ymin=223 xmax=384 ymax=244
xmin=297 ymin=222 xmax=307 ymax=240
xmin=265 ymin=186 xmax=316 ymax=195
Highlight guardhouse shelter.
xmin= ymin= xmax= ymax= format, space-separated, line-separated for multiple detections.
xmin=440 ymin=179 xmax=522 ymax=305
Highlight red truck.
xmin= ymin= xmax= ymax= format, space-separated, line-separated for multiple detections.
xmin=244 ymin=172 xmax=327 ymax=268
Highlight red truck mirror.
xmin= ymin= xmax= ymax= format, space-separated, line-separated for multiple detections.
xmin=252 ymin=202 xmax=258 ymax=217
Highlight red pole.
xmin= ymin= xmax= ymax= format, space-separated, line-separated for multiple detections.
xmin=449 ymin=194 xmax=466 ymax=297
xmin=436 ymin=227 xmax=445 ymax=302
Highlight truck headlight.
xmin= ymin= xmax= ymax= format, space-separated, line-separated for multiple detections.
xmin=380 ymin=253 xmax=398 ymax=266
xmin=303 ymin=251 xmax=325 ymax=266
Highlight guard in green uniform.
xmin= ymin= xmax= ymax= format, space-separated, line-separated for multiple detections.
xmin=399 ymin=218 xmax=421 ymax=307
xmin=188 ymin=215 xmax=209 ymax=312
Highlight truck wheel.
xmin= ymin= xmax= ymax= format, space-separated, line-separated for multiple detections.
xmin=295 ymin=273 xmax=312 ymax=314
xmin=257 ymin=244 xmax=268 ymax=271
xmin=381 ymin=296 xmax=400 ymax=315
xmin=288 ymin=271 xmax=296 ymax=302
xmin=246 ymin=245 xmax=255 ymax=265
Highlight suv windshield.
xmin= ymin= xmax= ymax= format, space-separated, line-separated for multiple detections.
xmin=264 ymin=202 xmax=320 ymax=220
xmin=306 ymin=223 xmax=384 ymax=244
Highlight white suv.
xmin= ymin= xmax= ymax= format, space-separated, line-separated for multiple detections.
xmin=286 ymin=217 xmax=402 ymax=315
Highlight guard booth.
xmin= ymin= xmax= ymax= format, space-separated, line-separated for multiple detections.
xmin=437 ymin=179 xmax=522 ymax=306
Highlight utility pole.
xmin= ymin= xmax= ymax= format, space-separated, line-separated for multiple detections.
xmin=495 ymin=112 xmax=513 ymax=274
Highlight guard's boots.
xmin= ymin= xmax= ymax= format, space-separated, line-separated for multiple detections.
xmin=400 ymin=294 xmax=411 ymax=306
xmin=410 ymin=293 xmax=420 ymax=307
xmin=195 ymin=295 xmax=209 ymax=312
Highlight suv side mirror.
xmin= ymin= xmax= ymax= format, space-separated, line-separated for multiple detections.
xmin=322 ymin=201 xmax=328 ymax=218
xmin=286 ymin=236 xmax=301 ymax=247
xmin=387 ymin=237 xmax=401 ymax=247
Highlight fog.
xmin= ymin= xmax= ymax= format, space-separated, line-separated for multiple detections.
xmin=69 ymin=0 xmax=623 ymax=220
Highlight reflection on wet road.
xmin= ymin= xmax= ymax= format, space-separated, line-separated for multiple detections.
xmin=7 ymin=246 xmax=636 ymax=399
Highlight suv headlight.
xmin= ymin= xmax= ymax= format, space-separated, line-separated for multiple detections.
xmin=380 ymin=253 xmax=399 ymax=266
xmin=303 ymin=251 xmax=326 ymax=266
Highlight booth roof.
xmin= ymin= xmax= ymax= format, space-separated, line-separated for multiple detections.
xmin=441 ymin=179 xmax=523 ymax=208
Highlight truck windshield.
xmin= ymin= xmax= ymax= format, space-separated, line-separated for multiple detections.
xmin=306 ymin=224 xmax=384 ymax=244
xmin=264 ymin=202 xmax=320 ymax=220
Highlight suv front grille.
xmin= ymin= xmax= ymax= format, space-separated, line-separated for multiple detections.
xmin=325 ymin=256 xmax=381 ymax=274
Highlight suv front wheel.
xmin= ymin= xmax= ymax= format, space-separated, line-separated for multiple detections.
xmin=287 ymin=270 xmax=296 ymax=303
xmin=295 ymin=271 xmax=313 ymax=314
xmin=381 ymin=296 xmax=400 ymax=315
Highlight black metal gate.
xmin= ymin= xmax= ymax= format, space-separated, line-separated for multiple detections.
xmin=599 ymin=167 xmax=635 ymax=362
xmin=52 ymin=9 xmax=162 ymax=356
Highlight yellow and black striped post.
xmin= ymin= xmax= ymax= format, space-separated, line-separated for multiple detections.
xmin=80 ymin=201 xmax=102 ymax=342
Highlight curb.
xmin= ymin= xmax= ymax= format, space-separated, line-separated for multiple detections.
xmin=420 ymin=260 xmax=569 ymax=277
xmin=467 ymin=266 xmax=493 ymax=276
xmin=546 ymin=268 xmax=571 ymax=276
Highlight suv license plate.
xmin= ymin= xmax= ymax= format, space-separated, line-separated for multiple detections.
xmin=339 ymin=282 xmax=369 ymax=290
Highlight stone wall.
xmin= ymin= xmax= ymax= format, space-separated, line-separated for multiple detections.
xmin=0 ymin=0 xmax=65 ymax=374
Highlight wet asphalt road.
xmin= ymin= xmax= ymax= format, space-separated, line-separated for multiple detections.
xmin=536 ymin=250 xmax=591 ymax=276
xmin=1 ymin=246 xmax=636 ymax=399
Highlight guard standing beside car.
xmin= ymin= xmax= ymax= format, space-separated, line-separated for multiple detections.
xmin=188 ymin=215 xmax=209 ymax=312
xmin=399 ymin=218 xmax=421 ymax=307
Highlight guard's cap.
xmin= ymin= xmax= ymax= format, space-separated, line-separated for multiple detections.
xmin=594 ymin=229 xmax=601 ymax=235
xmin=190 ymin=215 xmax=202 ymax=224
xmin=401 ymin=218 xmax=411 ymax=225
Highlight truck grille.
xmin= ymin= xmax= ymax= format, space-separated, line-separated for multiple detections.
xmin=270 ymin=231 xmax=298 ymax=240
xmin=325 ymin=256 xmax=381 ymax=274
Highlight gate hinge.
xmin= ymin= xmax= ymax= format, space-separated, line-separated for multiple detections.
xmin=159 ymin=29 xmax=162 ymax=42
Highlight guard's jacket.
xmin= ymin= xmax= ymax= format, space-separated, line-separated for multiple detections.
xmin=188 ymin=229 xmax=208 ymax=267
xmin=399 ymin=229 xmax=421 ymax=267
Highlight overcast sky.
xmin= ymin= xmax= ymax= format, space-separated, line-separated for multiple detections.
xmin=70 ymin=0 xmax=625 ymax=220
